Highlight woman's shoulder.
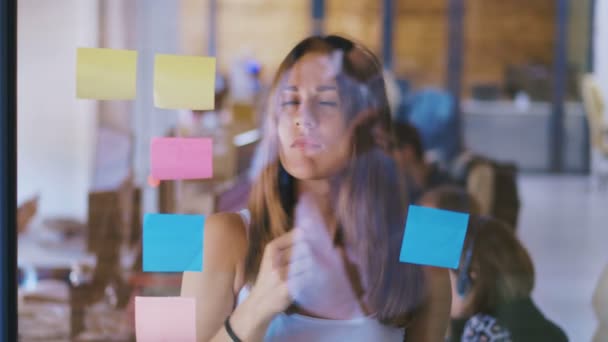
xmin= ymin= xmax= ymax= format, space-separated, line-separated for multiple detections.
xmin=462 ymin=313 xmax=511 ymax=341
xmin=207 ymin=211 xmax=248 ymax=230
xmin=204 ymin=212 xmax=249 ymax=266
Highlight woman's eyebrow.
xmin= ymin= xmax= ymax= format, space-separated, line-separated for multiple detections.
xmin=281 ymin=85 xmax=298 ymax=91
xmin=316 ymin=85 xmax=337 ymax=92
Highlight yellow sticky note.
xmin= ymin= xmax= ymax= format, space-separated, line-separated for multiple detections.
xmin=76 ymin=48 xmax=137 ymax=100
xmin=154 ymin=54 xmax=216 ymax=110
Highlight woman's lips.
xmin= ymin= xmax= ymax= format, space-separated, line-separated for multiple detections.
xmin=291 ymin=137 xmax=323 ymax=150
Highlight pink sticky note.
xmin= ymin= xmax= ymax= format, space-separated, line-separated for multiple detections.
xmin=135 ymin=296 xmax=196 ymax=342
xmin=150 ymin=137 xmax=213 ymax=180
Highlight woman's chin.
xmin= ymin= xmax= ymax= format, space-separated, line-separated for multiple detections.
xmin=280 ymin=151 xmax=348 ymax=180
xmin=285 ymin=167 xmax=321 ymax=180
xmin=282 ymin=162 xmax=330 ymax=181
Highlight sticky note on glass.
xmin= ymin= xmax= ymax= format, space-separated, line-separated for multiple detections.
xmin=150 ymin=137 xmax=213 ymax=180
xmin=143 ymin=214 xmax=204 ymax=272
xmin=76 ymin=48 xmax=137 ymax=99
xmin=399 ymin=205 xmax=469 ymax=269
xmin=154 ymin=54 xmax=215 ymax=110
xmin=135 ymin=297 xmax=196 ymax=342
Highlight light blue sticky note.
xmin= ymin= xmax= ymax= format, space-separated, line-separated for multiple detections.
xmin=399 ymin=205 xmax=469 ymax=269
xmin=143 ymin=213 xmax=204 ymax=272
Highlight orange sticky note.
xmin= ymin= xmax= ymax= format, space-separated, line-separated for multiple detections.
xmin=76 ymin=48 xmax=137 ymax=99
xmin=135 ymin=297 xmax=196 ymax=342
xmin=147 ymin=175 xmax=160 ymax=188
xmin=154 ymin=54 xmax=215 ymax=110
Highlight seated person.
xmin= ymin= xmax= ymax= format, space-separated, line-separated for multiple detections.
xmin=392 ymin=121 xmax=454 ymax=203
xmin=445 ymin=215 xmax=567 ymax=342
xmin=402 ymin=88 xmax=459 ymax=166
xmin=450 ymin=151 xmax=520 ymax=229
xmin=418 ymin=185 xmax=480 ymax=216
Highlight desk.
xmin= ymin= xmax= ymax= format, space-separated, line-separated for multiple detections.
xmin=462 ymin=100 xmax=588 ymax=172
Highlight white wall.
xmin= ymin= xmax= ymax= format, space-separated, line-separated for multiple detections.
xmin=17 ymin=0 xmax=99 ymax=220
xmin=595 ymin=0 xmax=608 ymax=123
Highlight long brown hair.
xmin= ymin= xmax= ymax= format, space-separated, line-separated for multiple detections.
xmin=244 ymin=35 xmax=426 ymax=327
xmin=459 ymin=216 xmax=535 ymax=316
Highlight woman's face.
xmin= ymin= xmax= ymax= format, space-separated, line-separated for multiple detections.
xmin=276 ymin=52 xmax=352 ymax=180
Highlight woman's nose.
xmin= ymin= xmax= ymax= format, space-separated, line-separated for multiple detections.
xmin=295 ymin=100 xmax=317 ymax=129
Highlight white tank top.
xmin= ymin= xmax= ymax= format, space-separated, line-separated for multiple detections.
xmin=236 ymin=209 xmax=405 ymax=342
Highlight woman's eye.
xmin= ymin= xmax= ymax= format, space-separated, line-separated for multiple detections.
xmin=281 ymin=100 xmax=300 ymax=107
xmin=319 ymin=101 xmax=338 ymax=107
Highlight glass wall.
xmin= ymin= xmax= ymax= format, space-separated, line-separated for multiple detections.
xmin=14 ymin=0 xmax=606 ymax=341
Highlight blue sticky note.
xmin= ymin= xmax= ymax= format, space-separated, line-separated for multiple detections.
xmin=143 ymin=213 xmax=204 ymax=272
xmin=399 ymin=205 xmax=469 ymax=269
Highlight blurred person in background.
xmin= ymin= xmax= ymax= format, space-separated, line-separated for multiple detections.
xmin=181 ymin=35 xmax=451 ymax=342
xmin=399 ymin=88 xmax=459 ymax=167
xmin=392 ymin=121 xmax=455 ymax=204
xmin=418 ymin=185 xmax=480 ymax=216
xmin=450 ymin=152 xmax=520 ymax=230
xmin=444 ymin=216 xmax=567 ymax=342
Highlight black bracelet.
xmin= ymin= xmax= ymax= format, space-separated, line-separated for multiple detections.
xmin=224 ymin=316 xmax=243 ymax=342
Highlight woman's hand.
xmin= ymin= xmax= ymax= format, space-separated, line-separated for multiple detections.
xmin=448 ymin=272 xmax=467 ymax=318
xmin=242 ymin=229 xmax=311 ymax=321
xmin=287 ymin=193 xmax=366 ymax=319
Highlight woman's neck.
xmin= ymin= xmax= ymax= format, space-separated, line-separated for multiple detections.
xmin=296 ymin=179 xmax=338 ymax=238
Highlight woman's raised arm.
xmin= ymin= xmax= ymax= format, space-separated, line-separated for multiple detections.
xmin=180 ymin=213 xmax=249 ymax=342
